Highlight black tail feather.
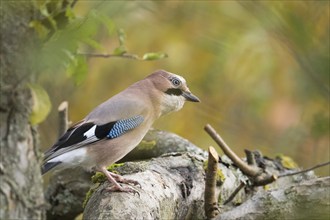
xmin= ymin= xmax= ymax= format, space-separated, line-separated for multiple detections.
xmin=41 ymin=161 xmax=61 ymax=175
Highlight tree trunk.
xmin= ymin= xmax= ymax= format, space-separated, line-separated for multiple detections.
xmin=0 ymin=2 xmax=45 ymax=219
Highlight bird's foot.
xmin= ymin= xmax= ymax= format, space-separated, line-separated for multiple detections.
xmin=99 ymin=167 xmax=141 ymax=194
xmin=109 ymin=172 xmax=141 ymax=187
xmin=106 ymin=184 xmax=140 ymax=195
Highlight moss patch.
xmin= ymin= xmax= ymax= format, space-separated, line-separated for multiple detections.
xmin=107 ymin=163 xmax=125 ymax=172
xmin=137 ymin=140 xmax=157 ymax=150
xmin=85 ymin=163 xmax=126 ymax=207
xmin=91 ymin=172 xmax=106 ymax=184
xmin=216 ymin=168 xmax=226 ymax=185
xmin=276 ymin=154 xmax=298 ymax=169
xmin=82 ymin=183 xmax=100 ymax=208
xmin=90 ymin=163 xmax=125 ymax=183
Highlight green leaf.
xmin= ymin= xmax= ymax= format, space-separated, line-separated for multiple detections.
xmin=117 ymin=28 xmax=126 ymax=46
xmin=38 ymin=2 xmax=57 ymax=30
xmin=29 ymin=20 xmax=50 ymax=39
xmin=95 ymin=12 xmax=116 ymax=35
xmin=28 ymin=83 xmax=51 ymax=125
xmin=142 ymin=52 xmax=168 ymax=61
xmin=113 ymin=46 xmax=127 ymax=55
xmin=82 ymin=38 xmax=104 ymax=51
xmin=66 ymin=55 xmax=88 ymax=85
xmin=65 ymin=6 xmax=76 ymax=21
xmin=39 ymin=3 xmax=50 ymax=17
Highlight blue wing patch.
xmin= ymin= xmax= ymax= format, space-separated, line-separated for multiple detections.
xmin=107 ymin=115 xmax=144 ymax=139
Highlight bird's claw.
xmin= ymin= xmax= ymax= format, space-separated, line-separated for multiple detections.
xmin=111 ymin=174 xmax=141 ymax=187
xmin=106 ymin=185 xmax=140 ymax=196
xmin=125 ymin=179 xmax=141 ymax=188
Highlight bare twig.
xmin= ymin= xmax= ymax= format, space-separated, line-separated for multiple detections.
xmin=223 ymin=181 xmax=246 ymax=205
xmin=58 ymin=101 xmax=69 ymax=137
xmin=77 ymin=52 xmax=140 ymax=60
xmin=253 ymin=173 xmax=277 ymax=186
xmin=204 ymin=146 xmax=220 ymax=219
xmin=245 ymin=149 xmax=256 ymax=166
xmin=204 ymin=124 xmax=262 ymax=177
xmin=278 ymin=161 xmax=330 ymax=178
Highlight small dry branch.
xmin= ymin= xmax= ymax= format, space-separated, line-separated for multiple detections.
xmin=244 ymin=149 xmax=256 ymax=166
xmin=58 ymin=101 xmax=69 ymax=137
xmin=204 ymin=124 xmax=278 ymax=205
xmin=278 ymin=161 xmax=330 ymax=178
xmin=204 ymin=123 xmax=330 ymax=206
xmin=77 ymin=52 xmax=140 ymax=60
xmin=204 ymin=124 xmax=261 ymax=177
xmin=223 ymin=181 xmax=245 ymax=205
xmin=204 ymin=146 xmax=220 ymax=219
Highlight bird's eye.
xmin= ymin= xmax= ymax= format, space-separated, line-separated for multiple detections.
xmin=171 ymin=77 xmax=181 ymax=87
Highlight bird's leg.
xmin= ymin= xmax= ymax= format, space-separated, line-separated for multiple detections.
xmin=108 ymin=171 xmax=140 ymax=186
xmin=99 ymin=167 xmax=138 ymax=193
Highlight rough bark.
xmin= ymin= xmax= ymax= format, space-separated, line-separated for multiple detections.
xmin=121 ymin=129 xmax=207 ymax=162
xmin=83 ymin=155 xmax=329 ymax=220
xmin=0 ymin=2 xmax=45 ymax=219
xmin=44 ymin=167 xmax=92 ymax=220
xmin=84 ymin=152 xmax=206 ymax=220
xmin=217 ymin=176 xmax=330 ymax=220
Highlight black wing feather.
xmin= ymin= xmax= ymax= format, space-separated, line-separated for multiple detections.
xmin=44 ymin=122 xmax=95 ymax=159
xmin=56 ymin=123 xmax=95 ymax=149
xmin=43 ymin=115 xmax=144 ymax=162
xmin=95 ymin=121 xmax=116 ymax=138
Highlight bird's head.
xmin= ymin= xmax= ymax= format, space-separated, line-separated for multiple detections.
xmin=147 ymin=70 xmax=200 ymax=115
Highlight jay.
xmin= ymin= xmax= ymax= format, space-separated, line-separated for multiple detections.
xmin=42 ymin=69 xmax=200 ymax=192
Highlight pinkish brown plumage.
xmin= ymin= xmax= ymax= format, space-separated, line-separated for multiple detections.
xmin=42 ymin=70 xmax=200 ymax=192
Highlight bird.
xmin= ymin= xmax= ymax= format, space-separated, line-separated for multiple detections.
xmin=42 ymin=69 xmax=200 ymax=192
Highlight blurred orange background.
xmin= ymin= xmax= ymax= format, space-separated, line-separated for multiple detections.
xmin=38 ymin=1 xmax=329 ymax=176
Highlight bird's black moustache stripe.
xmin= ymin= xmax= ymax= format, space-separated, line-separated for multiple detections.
xmin=165 ymin=88 xmax=183 ymax=96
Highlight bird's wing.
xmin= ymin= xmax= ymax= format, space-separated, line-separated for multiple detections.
xmin=84 ymin=86 xmax=150 ymax=124
xmin=43 ymin=115 xmax=144 ymax=162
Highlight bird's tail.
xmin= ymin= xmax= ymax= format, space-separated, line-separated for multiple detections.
xmin=41 ymin=161 xmax=61 ymax=175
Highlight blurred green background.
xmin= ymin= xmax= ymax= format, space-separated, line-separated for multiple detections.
xmin=38 ymin=1 xmax=329 ymax=175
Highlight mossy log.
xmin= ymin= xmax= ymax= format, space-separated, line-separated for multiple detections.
xmin=44 ymin=130 xmax=330 ymax=220
xmin=83 ymin=152 xmax=206 ymax=220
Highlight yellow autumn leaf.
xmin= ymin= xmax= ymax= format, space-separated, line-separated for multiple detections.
xmin=28 ymin=83 xmax=51 ymax=125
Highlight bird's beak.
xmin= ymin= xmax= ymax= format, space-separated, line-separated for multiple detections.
xmin=182 ymin=91 xmax=200 ymax=102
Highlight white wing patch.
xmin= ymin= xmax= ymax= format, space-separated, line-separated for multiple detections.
xmin=84 ymin=125 xmax=97 ymax=138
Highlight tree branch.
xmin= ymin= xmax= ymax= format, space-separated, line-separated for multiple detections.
xmin=278 ymin=161 xmax=330 ymax=178
xmin=204 ymin=146 xmax=220 ymax=219
xmin=223 ymin=181 xmax=245 ymax=205
xmin=77 ymin=52 xmax=140 ymax=60
xmin=204 ymin=124 xmax=262 ymax=177
xmin=58 ymin=101 xmax=69 ymax=137
xmin=204 ymin=124 xmax=278 ymax=187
